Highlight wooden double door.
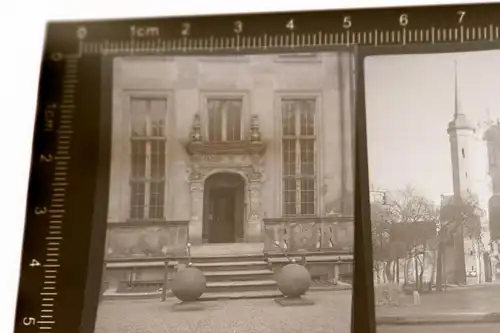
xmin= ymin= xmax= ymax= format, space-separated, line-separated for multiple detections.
xmin=203 ymin=173 xmax=245 ymax=243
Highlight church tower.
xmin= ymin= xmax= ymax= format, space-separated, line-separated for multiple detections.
xmin=447 ymin=60 xmax=476 ymax=285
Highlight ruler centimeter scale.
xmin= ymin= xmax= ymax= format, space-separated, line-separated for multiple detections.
xmin=18 ymin=4 xmax=500 ymax=333
xmin=24 ymin=56 xmax=79 ymax=332
xmin=80 ymin=24 xmax=500 ymax=54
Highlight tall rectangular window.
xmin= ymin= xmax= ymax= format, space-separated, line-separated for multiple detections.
xmin=129 ymin=98 xmax=167 ymax=220
xmin=207 ymin=98 xmax=243 ymax=142
xmin=281 ymin=98 xmax=317 ymax=216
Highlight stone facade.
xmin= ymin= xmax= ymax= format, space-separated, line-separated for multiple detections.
xmin=105 ymin=52 xmax=355 ymax=255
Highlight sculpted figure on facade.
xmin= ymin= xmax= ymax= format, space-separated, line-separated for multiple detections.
xmin=249 ymin=114 xmax=262 ymax=143
xmin=186 ymin=165 xmax=204 ymax=183
xmin=190 ymin=113 xmax=202 ymax=143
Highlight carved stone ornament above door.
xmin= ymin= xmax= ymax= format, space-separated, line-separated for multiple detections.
xmin=184 ymin=113 xmax=267 ymax=184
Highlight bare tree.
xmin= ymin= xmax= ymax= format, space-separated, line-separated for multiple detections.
xmin=370 ymin=185 xmax=439 ymax=291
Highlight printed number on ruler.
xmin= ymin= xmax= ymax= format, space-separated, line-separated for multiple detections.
xmin=458 ymin=10 xmax=466 ymax=24
xmin=234 ymin=20 xmax=243 ymax=34
xmin=181 ymin=22 xmax=190 ymax=36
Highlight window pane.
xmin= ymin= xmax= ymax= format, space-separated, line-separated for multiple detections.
xmin=130 ymin=99 xmax=147 ymax=136
xmin=207 ymin=99 xmax=223 ymax=142
xmin=299 ymin=100 xmax=315 ymax=136
xmin=150 ymin=140 xmax=165 ymax=179
xmin=281 ymin=98 xmax=317 ymax=217
xmin=282 ymin=139 xmax=296 ymax=176
xmin=129 ymin=97 xmax=168 ymax=220
xmin=283 ymin=178 xmax=297 ymax=215
xmin=300 ymin=178 xmax=315 ymax=215
xmin=299 ymin=139 xmax=315 ymax=175
xmin=226 ymin=100 xmax=242 ymax=141
xmin=131 ymin=141 xmax=147 ymax=179
xmin=150 ymin=99 xmax=167 ymax=137
xmin=281 ymin=101 xmax=296 ymax=136
xmin=130 ymin=182 xmax=146 ymax=219
xmin=149 ymin=181 xmax=165 ymax=219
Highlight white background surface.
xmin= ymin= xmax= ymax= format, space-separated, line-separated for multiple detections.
xmin=0 ymin=0 xmax=493 ymax=331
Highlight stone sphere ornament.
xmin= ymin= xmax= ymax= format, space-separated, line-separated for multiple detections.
xmin=171 ymin=267 xmax=206 ymax=302
xmin=276 ymin=263 xmax=312 ymax=298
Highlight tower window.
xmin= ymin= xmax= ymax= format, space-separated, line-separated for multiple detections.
xmin=462 ymin=148 xmax=466 ymax=158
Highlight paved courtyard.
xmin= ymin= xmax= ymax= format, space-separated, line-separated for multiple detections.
xmin=94 ymin=283 xmax=500 ymax=332
xmin=379 ymin=323 xmax=500 ymax=333
xmin=376 ymin=282 xmax=500 ymax=318
xmin=95 ymin=291 xmax=352 ymax=333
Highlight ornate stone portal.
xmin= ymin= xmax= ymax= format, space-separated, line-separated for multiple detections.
xmin=184 ymin=113 xmax=267 ymax=244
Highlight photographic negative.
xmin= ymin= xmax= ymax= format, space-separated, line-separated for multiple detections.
xmin=95 ymin=51 xmax=356 ymax=332
xmin=363 ymin=46 xmax=500 ymax=329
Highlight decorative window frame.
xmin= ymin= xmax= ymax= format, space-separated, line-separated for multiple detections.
xmin=274 ymin=91 xmax=324 ymax=217
xmin=117 ymin=89 xmax=175 ymax=222
xmin=198 ymin=90 xmax=251 ymax=142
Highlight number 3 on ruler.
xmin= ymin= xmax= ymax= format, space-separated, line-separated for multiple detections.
xmin=234 ymin=20 xmax=243 ymax=34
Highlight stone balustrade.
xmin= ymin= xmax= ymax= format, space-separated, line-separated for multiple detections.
xmin=105 ymin=220 xmax=190 ymax=259
xmin=263 ymin=216 xmax=354 ymax=253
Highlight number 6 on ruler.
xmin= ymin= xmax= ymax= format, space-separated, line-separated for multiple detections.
xmin=399 ymin=13 xmax=408 ymax=26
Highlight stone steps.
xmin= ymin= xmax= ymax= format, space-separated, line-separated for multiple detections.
xmin=200 ymin=289 xmax=282 ymax=301
xmin=103 ymin=243 xmax=353 ymax=301
xmin=206 ymin=279 xmax=277 ymax=293
xmin=191 ymin=261 xmax=269 ymax=272
xmin=189 ymin=243 xmax=264 ymax=258
xmin=194 ymin=258 xmax=279 ymax=297
xmin=204 ymin=269 xmax=274 ymax=282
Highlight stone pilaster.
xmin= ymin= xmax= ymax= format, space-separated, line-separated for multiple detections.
xmin=246 ymin=178 xmax=263 ymax=242
xmin=188 ymin=180 xmax=204 ymax=245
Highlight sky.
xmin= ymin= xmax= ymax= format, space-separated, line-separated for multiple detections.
xmin=365 ymin=49 xmax=500 ymax=206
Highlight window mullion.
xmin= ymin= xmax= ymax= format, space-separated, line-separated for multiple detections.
xmin=313 ymin=132 xmax=317 ymax=215
xmin=144 ymin=111 xmax=152 ymax=219
xmin=222 ymin=108 xmax=227 ymax=141
xmin=295 ymin=111 xmax=301 ymax=215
